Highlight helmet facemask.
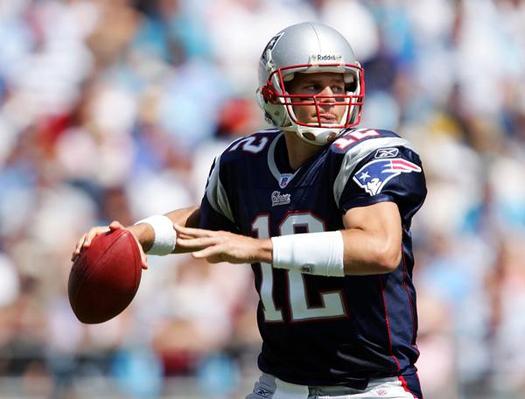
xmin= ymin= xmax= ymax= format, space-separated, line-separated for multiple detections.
xmin=258 ymin=63 xmax=365 ymax=146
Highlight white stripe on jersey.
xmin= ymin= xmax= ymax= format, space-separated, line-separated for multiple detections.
xmin=333 ymin=137 xmax=415 ymax=207
xmin=205 ymin=154 xmax=235 ymax=223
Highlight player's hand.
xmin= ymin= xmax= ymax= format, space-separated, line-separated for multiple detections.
xmin=174 ymin=225 xmax=272 ymax=264
xmin=71 ymin=221 xmax=149 ymax=269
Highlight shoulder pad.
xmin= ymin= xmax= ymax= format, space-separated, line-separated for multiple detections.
xmin=331 ymin=130 xmax=418 ymax=206
xmin=330 ymin=129 xmax=401 ymax=154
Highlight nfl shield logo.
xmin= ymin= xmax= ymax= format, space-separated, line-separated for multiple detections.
xmin=279 ymin=174 xmax=293 ymax=188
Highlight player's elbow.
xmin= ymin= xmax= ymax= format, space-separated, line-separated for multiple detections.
xmin=374 ymin=245 xmax=402 ymax=273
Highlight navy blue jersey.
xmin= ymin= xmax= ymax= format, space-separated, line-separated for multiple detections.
xmin=199 ymin=128 xmax=427 ymax=388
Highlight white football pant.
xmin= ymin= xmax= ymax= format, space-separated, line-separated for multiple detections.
xmin=246 ymin=373 xmax=418 ymax=399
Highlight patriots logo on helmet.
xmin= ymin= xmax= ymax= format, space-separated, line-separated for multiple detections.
xmin=261 ymin=32 xmax=284 ymax=63
xmin=353 ymin=158 xmax=421 ymax=196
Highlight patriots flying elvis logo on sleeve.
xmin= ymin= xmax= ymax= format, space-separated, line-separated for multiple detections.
xmin=353 ymin=158 xmax=421 ymax=196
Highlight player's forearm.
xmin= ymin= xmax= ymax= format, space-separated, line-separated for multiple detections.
xmin=166 ymin=206 xmax=200 ymax=228
xmin=270 ymin=229 xmax=401 ymax=277
xmin=340 ymin=228 xmax=401 ymax=275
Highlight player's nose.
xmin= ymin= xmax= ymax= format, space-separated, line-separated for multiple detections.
xmin=319 ymin=85 xmax=334 ymax=96
xmin=317 ymin=86 xmax=336 ymax=106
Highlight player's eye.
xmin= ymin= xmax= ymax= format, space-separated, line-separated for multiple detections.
xmin=302 ymin=84 xmax=320 ymax=93
xmin=330 ymin=85 xmax=345 ymax=102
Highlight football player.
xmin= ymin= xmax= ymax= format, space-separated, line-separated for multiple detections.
xmin=73 ymin=22 xmax=427 ymax=399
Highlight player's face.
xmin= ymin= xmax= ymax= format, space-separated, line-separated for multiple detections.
xmin=285 ymin=72 xmax=347 ymax=126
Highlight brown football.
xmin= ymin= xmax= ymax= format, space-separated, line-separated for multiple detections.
xmin=68 ymin=228 xmax=142 ymax=324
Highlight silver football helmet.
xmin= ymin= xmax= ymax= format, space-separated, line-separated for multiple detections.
xmin=257 ymin=22 xmax=365 ymax=146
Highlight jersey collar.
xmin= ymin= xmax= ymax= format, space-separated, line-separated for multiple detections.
xmin=267 ymin=133 xmax=301 ymax=189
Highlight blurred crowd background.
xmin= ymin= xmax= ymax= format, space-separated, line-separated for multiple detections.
xmin=0 ymin=0 xmax=524 ymax=398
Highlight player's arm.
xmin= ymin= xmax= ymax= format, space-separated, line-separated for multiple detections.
xmin=71 ymin=206 xmax=200 ymax=263
xmin=174 ymin=202 xmax=401 ymax=275
xmin=340 ymin=201 xmax=402 ymax=274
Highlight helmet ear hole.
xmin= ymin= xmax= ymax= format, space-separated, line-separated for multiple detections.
xmin=302 ymin=132 xmax=316 ymax=141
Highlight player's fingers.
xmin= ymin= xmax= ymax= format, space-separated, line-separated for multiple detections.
xmin=177 ymin=236 xmax=221 ymax=246
xmin=140 ymin=254 xmax=149 ymax=270
xmin=71 ymin=224 xmax=117 ymax=262
xmin=177 ymin=236 xmax=220 ymax=250
xmin=75 ymin=234 xmax=87 ymax=252
xmin=203 ymin=254 xmax=224 ymax=264
xmin=192 ymin=245 xmax=224 ymax=261
xmin=83 ymin=231 xmax=95 ymax=247
xmin=109 ymin=220 xmax=124 ymax=230
xmin=130 ymin=235 xmax=149 ymax=270
xmin=84 ymin=226 xmax=110 ymax=246
xmin=71 ymin=234 xmax=88 ymax=261
xmin=174 ymin=224 xmax=216 ymax=238
xmin=175 ymin=232 xmax=194 ymax=240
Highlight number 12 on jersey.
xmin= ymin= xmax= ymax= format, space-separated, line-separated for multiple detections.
xmin=252 ymin=214 xmax=346 ymax=322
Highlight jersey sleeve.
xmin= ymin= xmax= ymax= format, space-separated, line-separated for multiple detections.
xmin=198 ymin=155 xmax=239 ymax=232
xmin=333 ymin=143 xmax=427 ymax=222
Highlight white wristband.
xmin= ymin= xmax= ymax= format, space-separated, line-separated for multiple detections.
xmin=271 ymin=231 xmax=345 ymax=277
xmin=134 ymin=215 xmax=176 ymax=256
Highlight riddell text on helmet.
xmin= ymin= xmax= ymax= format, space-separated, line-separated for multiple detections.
xmin=311 ymin=54 xmax=343 ymax=61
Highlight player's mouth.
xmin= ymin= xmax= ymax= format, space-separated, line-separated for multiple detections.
xmin=317 ymin=113 xmax=338 ymax=123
